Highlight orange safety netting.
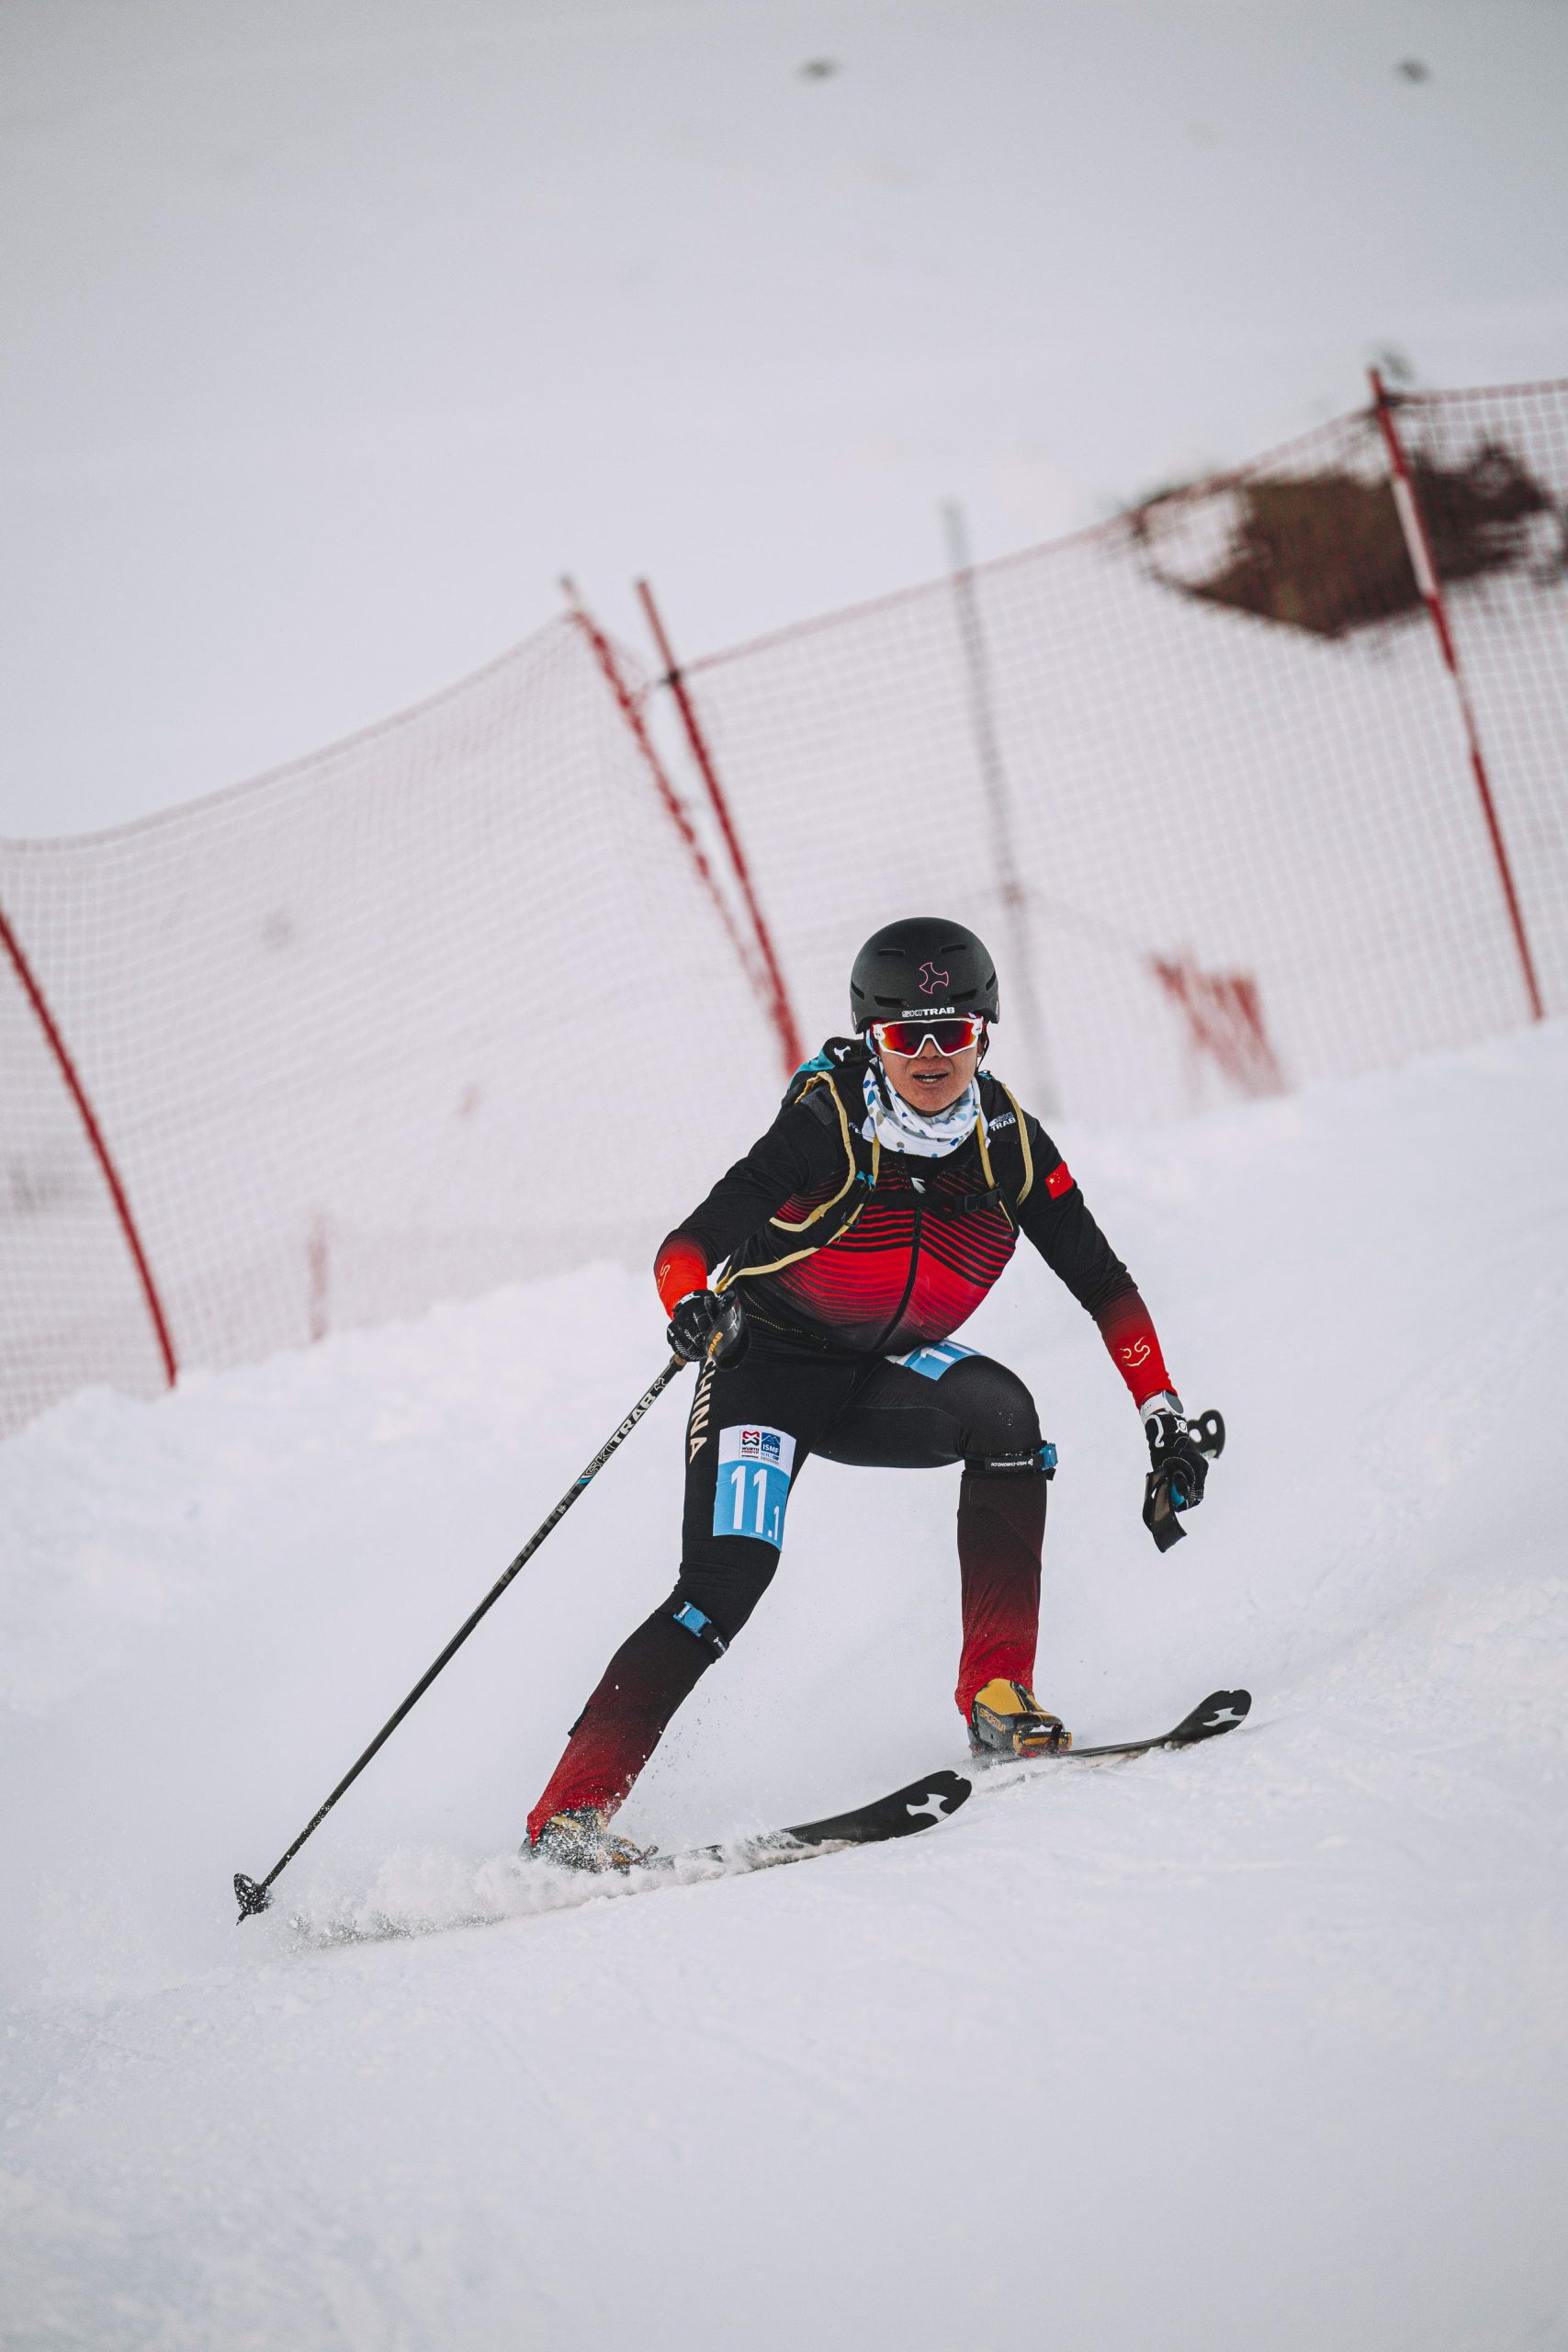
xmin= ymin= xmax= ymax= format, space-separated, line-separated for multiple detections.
xmin=1 ymin=618 xmax=778 ymax=1438
xmin=5 ymin=382 xmax=1565 ymax=1439
xmin=672 ymin=379 xmax=1567 ymax=1126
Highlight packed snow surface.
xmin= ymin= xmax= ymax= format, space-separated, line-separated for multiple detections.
xmin=4 ymin=1025 xmax=1567 ymax=2348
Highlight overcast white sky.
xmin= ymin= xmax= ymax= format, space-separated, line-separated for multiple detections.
xmin=3 ymin=0 xmax=1566 ymax=836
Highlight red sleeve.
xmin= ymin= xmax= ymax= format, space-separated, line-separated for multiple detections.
xmin=1094 ymin=1286 xmax=1173 ymax=1410
xmin=655 ymin=1234 xmax=710 ymax=1316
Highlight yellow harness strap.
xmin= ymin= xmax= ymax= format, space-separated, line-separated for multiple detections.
xmin=994 ymin=1080 xmax=1034 ymax=1206
xmin=718 ymin=1069 xmax=1026 ymax=1289
xmin=718 ymin=1070 xmax=878 ymax=1290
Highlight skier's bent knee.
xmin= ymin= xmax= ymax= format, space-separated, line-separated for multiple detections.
xmin=938 ymin=1354 xmax=1044 ymax=1462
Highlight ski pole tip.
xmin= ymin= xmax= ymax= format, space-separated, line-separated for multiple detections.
xmin=234 ymin=1872 xmax=273 ymax=1923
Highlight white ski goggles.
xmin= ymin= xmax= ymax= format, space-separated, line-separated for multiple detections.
xmin=870 ymin=1015 xmax=986 ymax=1057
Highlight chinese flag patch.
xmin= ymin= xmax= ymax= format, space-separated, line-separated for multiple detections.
xmin=1045 ymin=1160 xmax=1074 ymax=1199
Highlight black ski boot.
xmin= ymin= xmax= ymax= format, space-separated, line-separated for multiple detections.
xmin=968 ymin=1678 xmax=1072 ymax=1761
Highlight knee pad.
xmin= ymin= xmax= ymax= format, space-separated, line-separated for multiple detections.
xmin=936 ymin=1354 xmax=1044 ymax=1462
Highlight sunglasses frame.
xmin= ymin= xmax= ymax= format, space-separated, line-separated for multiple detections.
xmin=870 ymin=1015 xmax=987 ymax=1058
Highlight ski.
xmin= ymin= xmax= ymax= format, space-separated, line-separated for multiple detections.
xmin=648 ymin=1765 xmax=973 ymax=1878
xmin=288 ymin=1702 xmax=1246 ymax=1949
xmin=288 ymin=1767 xmax=974 ymax=1946
xmin=971 ymin=1687 xmax=1251 ymax=1782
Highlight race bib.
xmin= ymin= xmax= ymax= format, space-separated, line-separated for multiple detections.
xmin=892 ymin=1340 xmax=976 ymax=1382
xmin=712 ymin=1424 xmax=797 ymax=1550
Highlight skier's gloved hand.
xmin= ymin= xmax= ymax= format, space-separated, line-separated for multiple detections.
xmin=668 ymin=1288 xmax=749 ymax=1368
xmin=1144 ymin=1397 xmax=1210 ymax=1509
xmin=1141 ymin=1394 xmax=1221 ymax=1551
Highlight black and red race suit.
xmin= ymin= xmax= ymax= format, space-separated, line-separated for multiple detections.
xmin=658 ymin=1041 xmax=1170 ymax=1384
xmin=525 ymin=1042 xmax=1176 ymax=1842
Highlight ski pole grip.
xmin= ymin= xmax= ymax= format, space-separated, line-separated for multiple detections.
xmin=1143 ymin=1469 xmax=1187 ymax=1553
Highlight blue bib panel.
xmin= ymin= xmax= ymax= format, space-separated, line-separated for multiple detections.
xmin=712 ymin=1423 xmax=797 ymax=1550
xmin=890 ymin=1340 xmax=977 ymax=1382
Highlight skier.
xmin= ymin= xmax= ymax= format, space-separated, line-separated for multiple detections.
xmin=527 ymin=918 xmax=1214 ymax=1869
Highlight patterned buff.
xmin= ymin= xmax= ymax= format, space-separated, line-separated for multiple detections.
xmin=862 ymin=1061 xmax=981 ymax=1159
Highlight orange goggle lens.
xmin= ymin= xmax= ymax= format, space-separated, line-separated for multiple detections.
xmin=871 ymin=1015 xmax=986 ymax=1057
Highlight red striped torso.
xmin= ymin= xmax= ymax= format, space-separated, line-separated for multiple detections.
xmin=740 ymin=1142 xmax=1017 ymax=1353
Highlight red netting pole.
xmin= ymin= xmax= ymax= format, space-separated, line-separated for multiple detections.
xmin=1370 ymin=369 xmax=1545 ymax=1023
xmin=636 ymin=579 xmax=805 ymax=1077
xmin=560 ymin=582 xmax=762 ymax=997
xmin=0 ymin=894 xmax=178 ymax=1389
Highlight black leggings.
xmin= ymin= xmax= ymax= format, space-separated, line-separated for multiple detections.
xmin=527 ymin=1334 xmax=1052 ymax=1837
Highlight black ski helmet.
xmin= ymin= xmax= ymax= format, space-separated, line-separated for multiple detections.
xmin=850 ymin=918 xmax=999 ymax=1031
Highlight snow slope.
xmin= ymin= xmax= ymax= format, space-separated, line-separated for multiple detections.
xmin=4 ymin=1023 xmax=1567 ymax=2349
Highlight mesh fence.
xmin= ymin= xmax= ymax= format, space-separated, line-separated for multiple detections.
xmin=676 ymin=380 xmax=1568 ymax=1126
xmin=0 ymin=617 xmax=778 ymax=1438
xmin=5 ymin=382 xmax=1565 ymax=1439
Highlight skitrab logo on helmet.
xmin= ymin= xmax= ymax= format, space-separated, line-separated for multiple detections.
xmin=918 ymin=962 xmax=950 ymax=996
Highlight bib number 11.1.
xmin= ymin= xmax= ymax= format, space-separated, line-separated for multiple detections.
xmin=713 ymin=1424 xmax=796 ymax=1551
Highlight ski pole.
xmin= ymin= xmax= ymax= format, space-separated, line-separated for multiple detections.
xmin=233 ymin=1351 xmax=692 ymax=1921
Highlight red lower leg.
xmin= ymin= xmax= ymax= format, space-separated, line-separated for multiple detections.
xmin=954 ymin=1469 xmax=1046 ymax=1714
xmin=526 ymin=1615 xmax=710 ymax=1843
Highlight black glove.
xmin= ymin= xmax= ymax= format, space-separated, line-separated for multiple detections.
xmin=668 ymin=1288 xmax=750 ymax=1367
xmin=1141 ymin=1400 xmax=1224 ymax=1552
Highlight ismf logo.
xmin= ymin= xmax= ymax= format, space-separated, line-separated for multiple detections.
xmin=740 ymin=1428 xmax=783 ymax=1463
xmin=919 ymin=961 xmax=950 ymax=996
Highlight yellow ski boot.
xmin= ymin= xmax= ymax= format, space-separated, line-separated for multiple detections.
xmin=967 ymin=1679 xmax=1072 ymax=1762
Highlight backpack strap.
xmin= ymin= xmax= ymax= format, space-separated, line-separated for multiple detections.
xmin=985 ymin=1077 xmax=1035 ymax=1213
xmin=718 ymin=1055 xmax=1032 ymax=1288
xmin=717 ymin=1052 xmax=878 ymax=1290
xmin=765 ymin=1066 xmax=877 ymax=1233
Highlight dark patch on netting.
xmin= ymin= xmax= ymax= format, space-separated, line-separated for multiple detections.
xmin=1133 ymin=440 xmax=1565 ymax=640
